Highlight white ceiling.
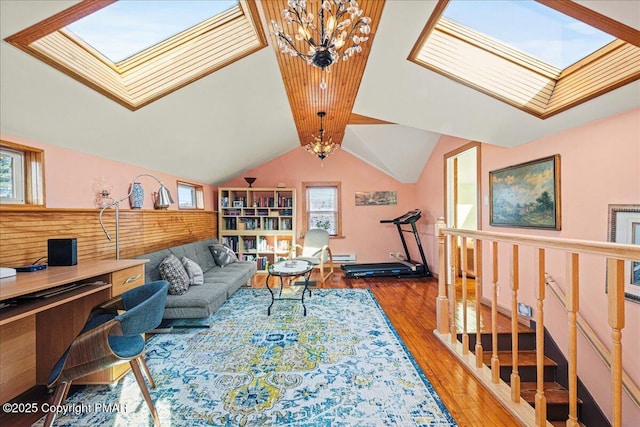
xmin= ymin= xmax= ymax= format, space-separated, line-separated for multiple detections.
xmin=1 ymin=0 xmax=639 ymax=185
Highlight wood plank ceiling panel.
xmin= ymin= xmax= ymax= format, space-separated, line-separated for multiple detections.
xmin=261 ymin=0 xmax=386 ymax=146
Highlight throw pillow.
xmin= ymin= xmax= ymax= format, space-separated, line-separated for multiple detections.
xmin=181 ymin=256 xmax=204 ymax=285
xmin=209 ymin=244 xmax=238 ymax=267
xmin=159 ymin=254 xmax=190 ymax=295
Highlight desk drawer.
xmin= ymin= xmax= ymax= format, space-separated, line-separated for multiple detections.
xmin=111 ymin=265 xmax=145 ymax=296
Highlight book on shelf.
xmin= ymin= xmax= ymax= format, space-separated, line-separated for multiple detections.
xmin=277 ymin=240 xmax=291 ymax=252
xmin=222 ymin=236 xmax=238 ymax=252
xmin=277 ymin=195 xmax=293 ymax=207
xmin=255 ymin=256 xmax=269 ymax=270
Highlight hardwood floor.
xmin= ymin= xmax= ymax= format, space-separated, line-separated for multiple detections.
xmin=2 ymin=272 xmax=524 ymax=426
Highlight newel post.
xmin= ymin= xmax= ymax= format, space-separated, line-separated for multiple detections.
xmin=435 ymin=217 xmax=449 ymax=334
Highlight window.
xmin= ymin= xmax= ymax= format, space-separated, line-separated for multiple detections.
xmin=0 ymin=140 xmax=45 ymax=207
xmin=409 ymin=0 xmax=640 ymax=118
xmin=5 ymin=1 xmax=267 ymax=110
xmin=442 ymin=0 xmax=615 ymax=69
xmin=177 ymin=181 xmax=204 ymax=210
xmin=66 ymin=1 xmax=239 ymax=63
xmin=303 ymin=182 xmax=342 ymax=237
xmin=0 ymin=148 xmax=25 ymax=204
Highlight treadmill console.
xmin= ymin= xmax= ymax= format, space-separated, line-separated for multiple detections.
xmin=381 ymin=209 xmax=421 ymax=224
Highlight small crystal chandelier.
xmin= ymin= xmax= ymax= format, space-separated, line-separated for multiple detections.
xmin=305 ymin=111 xmax=339 ymax=160
xmin=271 ymin=0 xmax=371 ymax=89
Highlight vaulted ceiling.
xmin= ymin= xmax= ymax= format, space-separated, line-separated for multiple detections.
xmin=1 ymin=1 xmax=639 ymax=185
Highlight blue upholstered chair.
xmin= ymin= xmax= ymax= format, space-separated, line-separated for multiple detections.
xmin=44 ymin=280 xmax=169 ymax=427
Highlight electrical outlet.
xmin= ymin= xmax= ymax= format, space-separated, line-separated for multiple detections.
xmin=389 ymin=252 xmax=394 ymax=259
xmin=396 ymin=252 xmax=402 ymax=259
xmin=518 ymin=303 xmax=533 ymax=317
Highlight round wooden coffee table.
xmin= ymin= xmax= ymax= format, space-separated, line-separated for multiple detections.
xmin=266 ymin=259 xmax=314 ymax=316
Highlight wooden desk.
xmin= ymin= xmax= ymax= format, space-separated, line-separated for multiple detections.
xmin=0 ymin=259 xmax=147 ymax=403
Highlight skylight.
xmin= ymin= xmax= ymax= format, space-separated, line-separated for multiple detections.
xmin=443 ymin=0 xmax=615 ymax=69
xmin=6 ymin=0 xmax=267 ymax=110
xmin=408 ymin=0 xmax=640 ymax=119
xmin=66 ymin=0 xmax=238 ymax=63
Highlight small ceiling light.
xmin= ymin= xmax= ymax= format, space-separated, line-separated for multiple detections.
xmin=271 ymin=0 xmax=371 ymax=88
xmin=305 ymin=111 xmax=339 ymax=160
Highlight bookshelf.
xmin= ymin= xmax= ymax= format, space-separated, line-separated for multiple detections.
xmin=218 ymin=187 xmax=296 ymax=272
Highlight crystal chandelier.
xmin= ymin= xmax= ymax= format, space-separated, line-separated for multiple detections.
xmin=271 ymin=0 xmax=371 ymax=88
xmin=305 ymin=111 xmax=339 ymax=160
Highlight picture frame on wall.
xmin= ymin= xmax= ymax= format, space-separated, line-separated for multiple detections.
xmin=355 ymin=191 xmax=398 ymax=206
xmin=489 ymin=154 xmax=561 ymax=230
xmin=608 ymin=204 xmax=640 ymax=303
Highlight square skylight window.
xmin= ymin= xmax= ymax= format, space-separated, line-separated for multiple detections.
xmin=6 ymin=0 xmax=266 ymax=110
xmin=443 ymin=0 xmax=616 ymax=69
xmin=66 ymin=0 xmax=238 ymax=63
xmin=409 ymin=0 xmax=640 ymax=119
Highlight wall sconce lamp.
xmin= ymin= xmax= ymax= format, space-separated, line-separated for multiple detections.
xmin=98 ymin=173 xmax=174 ymax=259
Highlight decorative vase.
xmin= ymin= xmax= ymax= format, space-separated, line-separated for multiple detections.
xmin=244 ymin=177 xmax=256 ymax=188
xmin=129 ymin=182 xmax=144 ymax=209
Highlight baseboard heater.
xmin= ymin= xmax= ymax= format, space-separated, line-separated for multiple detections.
xmin=333 ymin=253 xmax=356 ymax=263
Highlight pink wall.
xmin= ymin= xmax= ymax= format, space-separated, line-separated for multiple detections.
xmin=221 ymin=147 xmax=417 ymax=264
xmin=1 ymin=133 xmax=216 ymax=211
xmin=415 ymin=108 xmax=640 ymax=424
xmin=481 ymin=109 xmax=640 ymax=424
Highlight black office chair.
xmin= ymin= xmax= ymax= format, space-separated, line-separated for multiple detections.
xmin=44 ymin=280 xmax=169 ymax=427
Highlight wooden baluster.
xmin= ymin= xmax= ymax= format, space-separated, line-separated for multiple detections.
xmin=511 ymin=244 xmax=520 ymax=403
xmin=475 ymin=239 xmax=484 ymax=369
xmin=534 ymin=248 xmax=547 ymax=426
xmin=491 ymin=241 xmax=500 ymax=384
xmin=447 ymin=235 xmax=456 ymax=344
xmin=607 ymin=258 xmax=624 ymax=427
xmin=461 ymin=237 xmax=469 ymax=355
xmin=566 ymin=253 xmax=579 ymax=427
xmin=436 ymin=218 xmax=449 ymax=334
xmin=450 ymin=235 xmax=458 ymax=345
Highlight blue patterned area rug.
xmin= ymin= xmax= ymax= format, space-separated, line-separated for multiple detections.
xmin=36 ymin=289 xmax=456 ymax=426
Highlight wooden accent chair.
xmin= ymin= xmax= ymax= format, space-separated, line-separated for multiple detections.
xmin=290 ymin=228 xmax=334 ymax=285
xmin=44 ymin=280 xmax=169 ymax=427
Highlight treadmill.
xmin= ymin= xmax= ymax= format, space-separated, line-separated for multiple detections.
xmin=341 ymin=209 xmax=431 ymax=278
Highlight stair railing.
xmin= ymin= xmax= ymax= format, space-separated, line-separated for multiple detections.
xmin=545 ymin=273 xmax=640 ymax=408
xmin=434 ymin=221 xmax=640 ymax=427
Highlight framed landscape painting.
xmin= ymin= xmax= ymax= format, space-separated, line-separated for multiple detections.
xmin=355 ymin=191 xmax=397 ymax=206
xmin=490 ymin=155 xmax=561 ymax=229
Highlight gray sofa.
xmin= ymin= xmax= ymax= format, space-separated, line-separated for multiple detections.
xmin=137 ymin=237 xmax=257 ymax=319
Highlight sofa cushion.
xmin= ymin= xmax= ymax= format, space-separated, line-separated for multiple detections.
xmin=182 ymin=256 xmax=204 ymax=285
xmin=209 ymin=244 xmax=238 ymax=267
xmin=140 ymin=249 xmax=172 ymax=282
xmin=163 ymin=283 xmax=228 ymax=318
xmin=203 ymin=262 xmax=256 ymax=296
xmin=159 ymin=254 xmax=190 ymax=295
xmin=169 ymin=238 xmax=217 ymax=271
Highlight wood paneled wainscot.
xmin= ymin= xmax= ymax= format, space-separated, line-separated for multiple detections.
xmin=0 ymin=259 xmax=147 ymax=403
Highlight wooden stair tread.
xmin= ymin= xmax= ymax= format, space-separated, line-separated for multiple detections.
xmin=519 ymin=382 xmax=583 ymax=405
xmin=482 ymin=351 xmax=557 ymax=367
xmin=520 ymin=381 xmax=566 ymax=391
xmin=551 ymin=421 xmax=586 ymax=427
